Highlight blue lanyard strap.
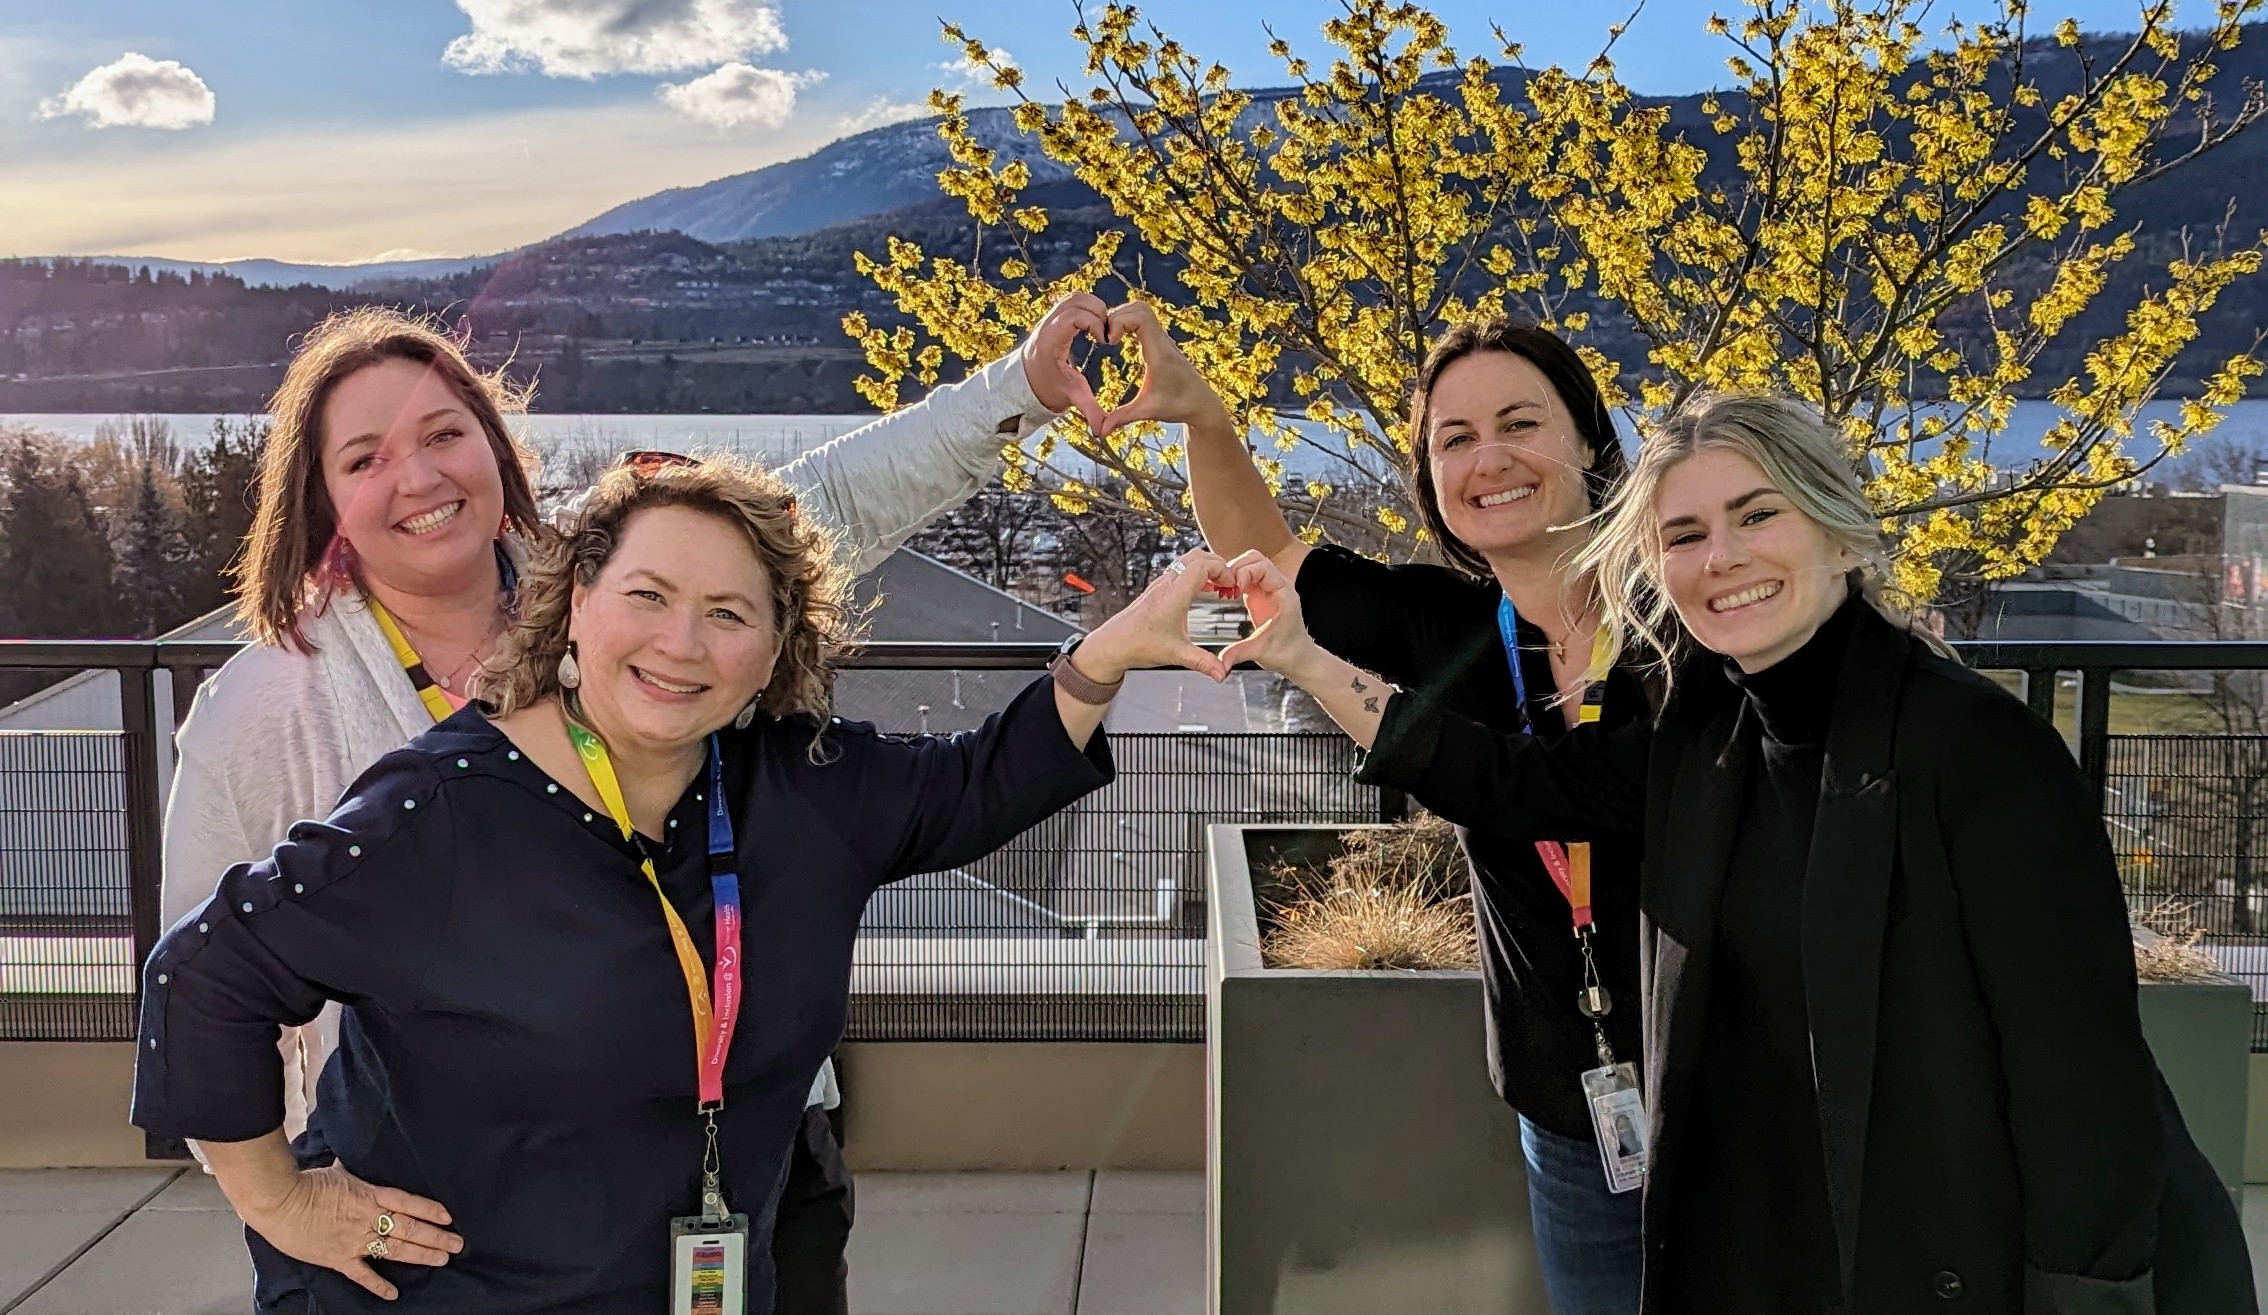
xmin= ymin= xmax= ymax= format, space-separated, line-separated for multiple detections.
xmin=1497 ymin=595 xmax=1532 ymax=729
xmin=1498 ymin=594 xmax=1610 ymax=729
xmin=705 ymin=734 xmax=735 ymax=874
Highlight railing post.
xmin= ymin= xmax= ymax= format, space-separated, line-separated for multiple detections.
xmin=170 ymin=665 xmax=207 ymax=731
xmin=117 ymin=656 xmax=186 ymax=1159
xmin=2076 ymin=666 xmax=2114 ymax=801
xmin=2023 ymin=668 xmax=2058 ymax=724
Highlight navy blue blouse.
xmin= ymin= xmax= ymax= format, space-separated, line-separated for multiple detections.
xmin=132 ymin=675 xmax=1111 ymax=1315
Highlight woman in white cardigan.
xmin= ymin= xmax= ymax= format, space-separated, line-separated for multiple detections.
xmin=159 ymin=298 xmax=1099 ymax=1313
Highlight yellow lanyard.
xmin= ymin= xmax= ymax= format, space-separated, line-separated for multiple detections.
xmin=566 ymin=721 xmax=716 ymax=1059
xmin=366 ymin=596 xmax=459 ymax=724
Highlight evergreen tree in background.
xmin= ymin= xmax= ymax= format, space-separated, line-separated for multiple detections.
xmin=114 ymin=458 xmax=192 ymax=636
xmin=0 ymin=436 xmax=120 ymax=638
xmin=177 ymin=418 xmax=265 ymax=618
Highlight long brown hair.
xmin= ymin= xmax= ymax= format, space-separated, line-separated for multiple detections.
xmin=232 ymin=307 xmax=544 ymax=651
xmin=478 ymin=454 xmax=854 ymax=739
xmin=1406 ymin=319 xmax=1628 ymax=577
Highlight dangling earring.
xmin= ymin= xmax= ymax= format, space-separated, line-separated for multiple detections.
xmin=558 ymin=643 xmax=582 ymax=689
xmin=732 ymin=687 xmax=765 ymax=730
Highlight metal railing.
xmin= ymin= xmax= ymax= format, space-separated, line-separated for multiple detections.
xmin=0 ymin=640 xmax=1391 ymax=1047
xmin=7 ymin=637 xmax=2268 ymax=1046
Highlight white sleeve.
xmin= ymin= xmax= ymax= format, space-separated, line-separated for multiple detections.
xmin=776 ymin=352 xmax=1061 ymax=576
xmin=160 ymin=733 xmax=261 ymax=933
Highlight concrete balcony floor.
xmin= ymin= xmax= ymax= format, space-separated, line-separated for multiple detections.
xmin=0 ymin=1168 xmax=1201 ymax=1315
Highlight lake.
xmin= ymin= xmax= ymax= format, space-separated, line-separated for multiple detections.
xmin=12 ymin=398 xmax=2268 ymax=485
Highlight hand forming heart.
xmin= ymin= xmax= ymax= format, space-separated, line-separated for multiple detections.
xmin=1020 ymin=295 xmax=1233 ymax=438
xmin=1019 ymin=292 xmax=1110 ymax=433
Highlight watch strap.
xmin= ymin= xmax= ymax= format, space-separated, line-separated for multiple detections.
xmin=1048 ymin=650 xmax=1124 ymax=706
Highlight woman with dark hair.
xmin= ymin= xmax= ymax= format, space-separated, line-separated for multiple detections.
xmin=1116 ymin=300 xmax=1646 ymax=1312
xmin=1220 ymin=392 xmax=2255 ymax=1313
xmin=157 ymin=295 xmax=1114 ymax=1313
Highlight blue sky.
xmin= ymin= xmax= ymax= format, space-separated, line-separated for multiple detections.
xmin=0 ymin=0 xmax=2194 ymax=264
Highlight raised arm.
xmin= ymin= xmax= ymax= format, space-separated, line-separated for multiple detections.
xmin=1100 ymin=301 xmax=1309 ymax=578
xmin=775 ymin=294 xmax=1107 ymax=575
xmin=1218 ymin=550 xmax=1647 ymax=840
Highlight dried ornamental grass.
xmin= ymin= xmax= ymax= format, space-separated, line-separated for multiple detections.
xmin=2132 ymin=900 xmax=2225 ymax=984
xmin=1262 ymin=814 xmax=1479 ymax=972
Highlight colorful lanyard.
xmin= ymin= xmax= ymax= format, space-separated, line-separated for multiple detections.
xmin=367 ymin=598 xmax=457 ymax=723
xmin=1497 ymin=595 xmax=1619 ymax=1048
xmin=1495 ymin=594 xmax=1609 ymax=730
xmin=364 ymin=543 xmax=520 ymax=725
xmin=565 ymin=722 xmax=744 ymax=1111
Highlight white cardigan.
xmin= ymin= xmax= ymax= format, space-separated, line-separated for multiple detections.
xmin=162 ymin=352 xmax=1060 ymax=1134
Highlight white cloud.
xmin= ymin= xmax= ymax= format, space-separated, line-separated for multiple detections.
xmin=446 ymin=0 xmax=787 ymax=78
xmin=36 ymin=52 xmax=215 ymax=130
xmin=836 ymin=97 xmax=931 ymax=135
xmin=936 ymin=46 xmax=1016 ymax=86
xmin=658 ymin=63 xmax=822 ymax=128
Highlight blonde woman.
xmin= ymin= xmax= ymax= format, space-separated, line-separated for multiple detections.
xmin=157 ymin=296 xmax=1108 ymax=1312
xmin=1217 ymin=393 xmax=2251 ymax=1313
xmin=135 ymin=451 xmax=1232 ymax=1314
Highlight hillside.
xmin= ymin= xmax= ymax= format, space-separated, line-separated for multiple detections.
xmin=9 ymin=26 xmax=2268 ymax=413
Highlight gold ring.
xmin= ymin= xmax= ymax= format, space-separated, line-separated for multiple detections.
xmin=367 ymin=1236 xmax=391 ymax=1260
xmin=374 ymin=1212 xmax=396 ymax=1236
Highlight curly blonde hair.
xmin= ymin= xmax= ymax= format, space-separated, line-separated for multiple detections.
xmin=478 ymin=454 xmax=853 ymax=731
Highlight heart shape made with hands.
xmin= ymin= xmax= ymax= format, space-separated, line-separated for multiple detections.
xmin=1025 ymin=297 xmax=1208 ymax=440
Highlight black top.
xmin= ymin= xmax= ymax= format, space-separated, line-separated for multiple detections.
xmin=1658 ymin=597 xmax=1854 ymax=1312
xmin=132 ymin=677 xmax=1112 ymax=1315
xmin=1297 ymin=544 xmax=1647 ymax=1139
xmin=1351 ymin=601 xmax=2246 ymax=1314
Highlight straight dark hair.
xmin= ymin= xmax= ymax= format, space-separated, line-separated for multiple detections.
xmin=1406 ymin=319 xmax=1628 ymax=578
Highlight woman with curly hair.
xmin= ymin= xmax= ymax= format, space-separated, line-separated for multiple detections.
xmin=156 ymin=296 xmax=1112 ymax=1311
xmin=132 ymin=450 xmax=1232 ymax=1314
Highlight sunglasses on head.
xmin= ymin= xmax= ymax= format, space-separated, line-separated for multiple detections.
xmin=613 ymin=449 xmax=797 ymax=518
xmin=618 ymin=449 xmax=701 ymax=477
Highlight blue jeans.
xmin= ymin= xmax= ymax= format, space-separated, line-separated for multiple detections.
xmin=1520 ymin=1114 xmax=1646 ymax=1315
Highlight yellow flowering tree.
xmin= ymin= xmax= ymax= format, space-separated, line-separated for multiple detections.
xmin=847 ymin=0 xmax=2268 ymax=600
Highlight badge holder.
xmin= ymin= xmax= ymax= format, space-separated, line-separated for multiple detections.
xmin=1539 ymin=840 xmax=1651 ymax=1195
xmin=670 ymin=1109 xmax=750 ymax=1314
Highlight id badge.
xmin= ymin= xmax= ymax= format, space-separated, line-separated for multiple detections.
xmin=669 ymin=1214 xmax=750 ymax=1314
xmin=1581 ymin=1062 xmax=1649 ymax=1195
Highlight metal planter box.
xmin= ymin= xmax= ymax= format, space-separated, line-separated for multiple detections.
xmin=2136 ymin=966 xmax=2253 ymax=1193
xmin=1206 ymin=823 xmax=1553 ymax=1315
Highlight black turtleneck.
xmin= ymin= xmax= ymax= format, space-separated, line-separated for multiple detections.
xmin=1659 ymin=591 xmax=1861 ymax=1315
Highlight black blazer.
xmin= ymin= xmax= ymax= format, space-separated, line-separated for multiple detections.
xmin=1359 ymin=603 xmax=2253 ymax=1314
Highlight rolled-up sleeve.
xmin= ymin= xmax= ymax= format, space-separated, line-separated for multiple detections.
xmin=133 ymin=753 xmax=456 ymax=1143
xmin=824 ymin=674 xmax=1114 ymax=888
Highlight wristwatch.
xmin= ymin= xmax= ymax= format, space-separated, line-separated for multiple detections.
xmin=1048 ymin=635 xmax=1125 ymax=706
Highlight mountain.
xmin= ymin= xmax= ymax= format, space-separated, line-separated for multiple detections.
xmin=568 ymin=109 xmax=1089 ymax=243
xmin=44 ymin=253 xmax=497 ymax=291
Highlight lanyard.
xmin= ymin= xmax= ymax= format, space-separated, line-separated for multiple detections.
xmin=364 ymin=544 xmax=521 ymax=726
xmin=367 ymin=598 xmax=457 ymax=723
xmin=1495 ymin=594 xmax=1609 ymax=731
xmin=1497 ymin=595 xmax=1619 ymax=1062
xmin=564 ymin=722 xmax=744 ymax=1112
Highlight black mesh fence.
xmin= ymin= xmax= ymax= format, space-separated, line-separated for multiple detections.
xmin=851 ymin=732 xmax=1380 ymax=1041
xmin=2102 ymin=734 xmax=2268 ymax=1047
xmin=0 ymin=732 xmax=135 ymax=1040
